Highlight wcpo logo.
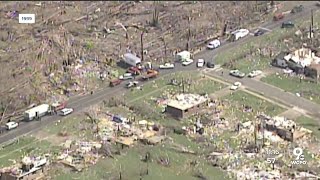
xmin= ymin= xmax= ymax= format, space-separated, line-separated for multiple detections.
xmin=291 ymin=147 xmax=307 ymax=165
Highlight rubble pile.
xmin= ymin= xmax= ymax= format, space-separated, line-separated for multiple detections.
xmin=0 ymin=156 xmax=48 ymax=179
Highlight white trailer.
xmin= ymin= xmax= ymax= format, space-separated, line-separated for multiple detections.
xmin=176 ymin=51 xmax=191 ymax=62
xmin=24 ymin=104 xmax=50 ymax=121
xmin=231 ymin=29 xmax=249 ymax=41
xmin=123 ymin=53 xmax=141 ymax=67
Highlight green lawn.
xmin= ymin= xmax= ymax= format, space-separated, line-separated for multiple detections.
xmin=52 ymin=137 xmax=229 ymax=180
xmin=125 ymin=71 xmax=201 ymax=101
xmin=295 ymin=116 xmax=320 ymax=139
xmin=0 ymin=136 xmax=59 ymax=168
xmin=261 ymin=74 xmax=320 ymax=105
xmin=222 ymin=90 xmax=286 ymax=122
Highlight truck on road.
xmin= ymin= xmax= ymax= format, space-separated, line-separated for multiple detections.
xmin=142 ymin=69 xmax=159 ymax=80
xmin=51 ymin=101 xmax=67 ymax=112
xmin=24 ymin=104 xmax=50 ymax=121
xmin=123 ymin=53 xmax=141 ymax=67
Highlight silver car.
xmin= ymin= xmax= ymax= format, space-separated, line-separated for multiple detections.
xmin=229 ymin=70 xmax=245 ymax=78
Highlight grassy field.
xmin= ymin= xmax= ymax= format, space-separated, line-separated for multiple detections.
xmin=261 ymin=74 xmax=320 ymax=105
xmin=295 ymin=116 xmax=320 ymax=139
xmin=0 ymin=136 xmax=60 ymax=168
xmin=124 ymin=71 xmax=201 ymax=101
xmin=52 ymin=135 xmax=230 ymax=180
xmin=222 ymin=90 xmax=286 ymax=122
xmin=214 ymin=11 xmax=320 ymax=73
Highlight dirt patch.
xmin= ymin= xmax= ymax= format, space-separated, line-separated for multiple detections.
xmin=32 ymin=130 xmax=67 ymax=146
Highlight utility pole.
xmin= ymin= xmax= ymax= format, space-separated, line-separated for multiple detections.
xmin=182 ymin=78 xmax=185 ymax=93
xmin=262 ymin=118 xmax=265 ymax=148
xmin=222 ymin=21 xmax=228 ymax=36
xmin=161 ymin=37 xmax=167 ymax=61
xmin=310 ymin=10 xmax=314 ymax=43
xmin=186 ymin=16 xmax=191 ymax=51
xmin=311 ymin=9 xmax=314 ymax=30
xmin=140 ymin=32 xmax=144 ymax=62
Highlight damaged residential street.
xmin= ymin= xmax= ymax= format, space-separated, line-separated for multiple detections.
xmin=1 ymin=1 xmax=320 ymax=180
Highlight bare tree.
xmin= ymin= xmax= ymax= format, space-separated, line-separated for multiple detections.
xmin=150 ymin=1 xmax=160 ymax=27
xmin=84 ymin=105 xmax=99 ymax=124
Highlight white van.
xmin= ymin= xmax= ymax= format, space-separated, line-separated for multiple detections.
xmin=60 ymin=108 xmax=74 ymax=116
xmin=197 ymin=59 xmax=205 ymax=68
xmin=207 ymin=39 xmax=221 ymax=49
xmin=6 ymin=122 xmax=19 ymax=130
xmin=119 ymin=73 xmax=134 ymax=80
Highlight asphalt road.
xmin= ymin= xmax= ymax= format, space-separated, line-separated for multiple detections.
xmin=0 ymin=2 xmax=319 ymax=144
xmin=205 ymin=69 xmax=320 ymax=118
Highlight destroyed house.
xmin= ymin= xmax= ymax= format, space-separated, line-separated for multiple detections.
xmin=262 ymin=116 xmax=295 ymax=142
xmin=265 ymin=123 xmax=293 ymax=142
xmin=165 ymin=94 xmax=208 ymax=119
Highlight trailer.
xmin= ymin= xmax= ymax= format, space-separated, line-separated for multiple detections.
xmin=24 ymin=104 xmax=50 ymax=121
xmin=123 ymin=53 xmax=141 ymax=67
xmin=230 ymin=29 xmax=249 ymax=41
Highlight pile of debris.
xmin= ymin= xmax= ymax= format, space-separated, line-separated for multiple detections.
xmin=0 ymin=156 xmax=48 ymax=180
xmin=57 ymin=140 xmax=102 ymax=172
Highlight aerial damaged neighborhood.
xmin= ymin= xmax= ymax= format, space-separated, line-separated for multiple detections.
xmin=1 ymin=1 xmax=320 ymax=180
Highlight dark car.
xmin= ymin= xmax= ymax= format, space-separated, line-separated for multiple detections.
xmin=254 ymin=30 xmax=265 ymax=36
xmin=206 ymin=62 xmax=215 ymax=68
xmin=281 ymin=21 xmax=295 ymax=28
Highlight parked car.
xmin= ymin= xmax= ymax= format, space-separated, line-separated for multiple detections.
xmin=248 ymin=70 xmax=262 ymax=78
xmin=291 ymin=5 xmax=304 ymax=14
xmin=127 ymin=66 xmax=142 ymax=75
xmin=60 ymin=108 xmax=74 ymax=116
xmin=5 ymin=122 xmax=18 ymax=130
xmin=126 ymin=81 xmax=139 ymax=88
xmin=206 ymin=62 xmax=215 ymax=68
xmin=182 ymin=59 xmax=194 ymax=66
xmin=109 ymin=79 xmax=122 ymax=87
xmin=119 ymin=73 xmax=134 ymax=80
xmin=281 ymin=21 xmax=295 ymax=28
xmin=207 ymin=39 xmax=221 ymax=49
xmin=254 ymin=30 xmax=265 ymax=36
xmin=159 ymin=63 xmax=175 ymax=69
xmin=229 ymin=70 xmax=245 ymax=78
xmin=197 ymin=59 xmax=205 ymax=68
xmin=230 ymin=82 xmax=242 ymax=90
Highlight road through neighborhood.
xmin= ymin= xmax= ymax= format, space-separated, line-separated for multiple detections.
xmin=204 ymin=69 xmax=320 ymax=119
xmin=0 ymin=2 xmax=319 ymax=144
